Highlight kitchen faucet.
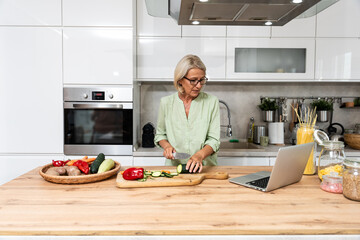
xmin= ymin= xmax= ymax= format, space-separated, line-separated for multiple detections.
xmin=219 ymin=100 xmax=232 ymax=137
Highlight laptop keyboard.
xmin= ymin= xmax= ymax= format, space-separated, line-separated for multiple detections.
xmin=246 ymin=177 xmax=270 ymax=189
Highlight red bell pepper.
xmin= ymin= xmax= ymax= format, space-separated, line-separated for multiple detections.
xmin=52 ymin=160 xmax=69 ymax=167
xmin=123 ymin=168 xmax=144 ymax=180
xmin=73 ymin=160 xmax=89 ymax=174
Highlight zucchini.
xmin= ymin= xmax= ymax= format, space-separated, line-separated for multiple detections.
xmin=151 ymin=171 xmax=162 ymax=177
xmin=177 ymin=164 xmax=192 ymax=174
xmin=97 ymin=159 xmax=115 ymax=173
xmin=90 ymin=153 xmax=105 ymax=174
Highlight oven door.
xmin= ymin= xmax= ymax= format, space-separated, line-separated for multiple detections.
xmin=64 ymin=102 xmax=133 ymax=156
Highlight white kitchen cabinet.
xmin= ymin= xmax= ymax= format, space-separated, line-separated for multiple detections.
xmin=63 ymin=28 xmax=133 ymax=85
xmin=0 ymin=155 xmax=63 ymax=185
xmin=317 ymin=0 xmax=360 ymax=38
xmin=182 ymin=25 xmax=226 ymax=37
xmin=0 ymin=0 xmax=61 ymax=26
xmin=63 ymin=0 xmax=133 ymax=27
xmin=137 ymin=0 xmax=181 ymax=37
xmin=227 ymin=26 xmax=271 ymax=38
xmin=315 ymin=38 xmax=360 ymax=80
xmin=0 ymin=27 xmax=63 ymax=154
xmin=272 ymin=16 xmax=316 ymax=38
xmin=133 ymin=157 xmax=165 ymax=166
xmin=137 ymin=37 xmax=226 ymax=80
xmin=269 ymin=157 xmax=276 ymax=166
xmin=226 ymin=38 xmax=315 ymax=80
xmin=218 ymin=157 xmax=270 ymax=166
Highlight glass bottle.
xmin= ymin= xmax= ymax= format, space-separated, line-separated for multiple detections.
xmin=297 ymin=123 xmax=316 ymax=175
xmin=343 ymin=158 xmax=360 ymax=201
xmin=247 ymin=117 xmax=255 ymax=143
xmin=318 ymin=141 xmax=345 ymax=180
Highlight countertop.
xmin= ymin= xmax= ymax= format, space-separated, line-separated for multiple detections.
xmin=0 ymin=166 xmax=360 ymax=236
xmin=134 ymin=144 xmax=360 ymax=157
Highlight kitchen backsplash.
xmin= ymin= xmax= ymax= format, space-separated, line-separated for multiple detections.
xmin=140 ymin=82 xmax=360 ymax=143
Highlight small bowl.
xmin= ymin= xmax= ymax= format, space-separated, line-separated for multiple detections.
xmin=345 ymin=102 xmax=355 ymax=108
xmin=344 ymin=133 xmax=360 ymax=150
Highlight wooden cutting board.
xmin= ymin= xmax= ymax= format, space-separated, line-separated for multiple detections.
xmin=116 ymin=170 xmax=229 ymax=188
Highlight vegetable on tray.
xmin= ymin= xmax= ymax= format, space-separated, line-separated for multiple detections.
xmin=52 ymin=160 xmax=69 ymax=167
xmin=98 ymin=159 xmax=115 ymax=173
xmin=90 ymin=153 xmax=106 ymax=173
xmin=44 ymin=153 xmax=116 ymax=177
xmin=73 ymin=160 xmax=90 ymax=174
xmin=122 ymin=168 xmax=179 ymax=182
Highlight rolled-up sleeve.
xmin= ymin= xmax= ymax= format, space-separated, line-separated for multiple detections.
xmin=154 ymin=98 xmax=167 ymax=148
xmin=204 ymin=98 xmax=220 ymax=153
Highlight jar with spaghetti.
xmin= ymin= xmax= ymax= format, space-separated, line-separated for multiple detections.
xmin=297 ymin=123 xmax=317 ymax=175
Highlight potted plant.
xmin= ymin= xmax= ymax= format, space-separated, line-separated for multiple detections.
xmin=310 ymin=99 xmax=333 ymax=122
xmin=258 ymin=98 xmax=278 ymax=122
xmin=354 ymin=97 xmax=360 ymax=107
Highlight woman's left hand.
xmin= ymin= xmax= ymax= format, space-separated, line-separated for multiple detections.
xmin=186 ymin=152 xmax=203 ymax=173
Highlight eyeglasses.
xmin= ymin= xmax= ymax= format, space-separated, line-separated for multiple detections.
xmin=183 ymin=76 xmax=208 ymax=85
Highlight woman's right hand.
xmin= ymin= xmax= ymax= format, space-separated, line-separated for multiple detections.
xmin=163 ymin=146 xmax=175 ymax=160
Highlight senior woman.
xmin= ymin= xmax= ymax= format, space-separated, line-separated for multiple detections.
xmin=154 ymin=54 xmax=220 ymax=173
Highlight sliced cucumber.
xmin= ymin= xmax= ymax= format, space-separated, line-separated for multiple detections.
xmin=177 ymin=164 xmax=182 ymax=173
xmin=151 ymin=171 xmax=162 ymax=177
xmin=170 ymin=172 xmax=178 ymax=176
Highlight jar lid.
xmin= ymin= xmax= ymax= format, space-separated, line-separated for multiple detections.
xmin=322 ymin=140 xmax=344 ymax=149
xmin=343 ymin=158 xmax=360 ymax=168
xmin=322 ymin=172 xmax=343 ymax=184
xmin=313 ymin=130 xmax=329 ymax=145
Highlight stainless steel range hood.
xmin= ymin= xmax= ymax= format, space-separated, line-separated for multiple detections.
xmin=145 ymin=0 xmax=338 ymax=26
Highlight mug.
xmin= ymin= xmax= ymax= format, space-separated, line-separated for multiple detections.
xmin=260 ymin=136 xmax=269 ymax=147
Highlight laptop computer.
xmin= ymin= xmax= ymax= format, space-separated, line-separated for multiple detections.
xmin=229 ymin=142 xmax=315 ymax=192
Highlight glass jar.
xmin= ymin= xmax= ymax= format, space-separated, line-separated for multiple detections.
xmin=355 ymin=124 xmax=360 ymax=134
xmin=318 ymin=141 xmax=346 ymax=180
xmin=297 ymin=124 xmax=316 ymax=175
xmin=343 ymin=158 xmax=360 ymax=201
xmin=320 ymin=172 xmax=343 ymax=194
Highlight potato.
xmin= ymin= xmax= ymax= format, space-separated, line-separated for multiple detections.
xmin=64 ymin=166 xmax=81 ymax=176
xmin=54 ymin=167 xmax=67 ymax=175
xmin=45 ymin=168 xmax=60 ymax=176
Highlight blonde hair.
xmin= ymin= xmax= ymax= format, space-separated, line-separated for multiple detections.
xmin=174 ymin=54 xmax=206 ymax=93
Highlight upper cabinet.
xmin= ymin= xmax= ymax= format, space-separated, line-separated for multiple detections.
xmin=272 ymin=16 xmax=316 ymax=38
xmin=63 ymin=28 xmax=133 ymax=85
xmin=137 ymin=0 xmax=181 ymax=37
xmin=226 ymin=38 xmax=315 ymax=80
xmin=0 ymin=27 xmax=63 ymax=154
xmin=0 ymin=0 xmax=61 ymax=26
xmin=317 ymin=0 xmax=360 ymax=38
xmin=182 ymin=25 xmax=226 ymax=37
xmin=227 ymin=26 xmax=271 ymax=38
xmin=137 ymin=38 xmax=226 ymax=80
xmin=315 ymin=38 xmax=360 ymax=80
xmin=63 ymin=0 xmax=134 ymax=27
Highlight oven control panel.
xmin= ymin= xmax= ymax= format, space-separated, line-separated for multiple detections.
xmin=64 ymin=87 xmax=132 ymax=102
xmin=92 ymin=91 xmax=105 ymax=100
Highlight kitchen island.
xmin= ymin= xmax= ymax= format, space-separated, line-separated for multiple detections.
xmin=0 ymin=166 xmax=359 ymax=239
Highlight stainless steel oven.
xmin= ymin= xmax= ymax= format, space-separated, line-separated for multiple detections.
xmin=64 ymin=87 xmax=133 ymax=155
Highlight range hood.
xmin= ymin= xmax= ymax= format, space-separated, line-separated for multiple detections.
xmin=146 ymin=0 xmax=338 ymax=26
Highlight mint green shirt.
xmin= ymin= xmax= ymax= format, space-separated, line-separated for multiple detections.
xmin=154 ymin=92 xmax=220 ymax=166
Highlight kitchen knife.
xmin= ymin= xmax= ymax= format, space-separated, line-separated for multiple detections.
xmin=172 ymin=152 xmax=191 ymax=160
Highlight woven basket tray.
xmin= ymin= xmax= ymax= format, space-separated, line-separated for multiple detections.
xmin=344 ymin=133 xmax=360 ymax=150
xmin=39 ymin=161 xmax=121 ymax=184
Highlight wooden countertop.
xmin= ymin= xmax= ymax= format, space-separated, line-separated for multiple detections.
xmin=0 ymin=166 xmax=359 ymax=236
